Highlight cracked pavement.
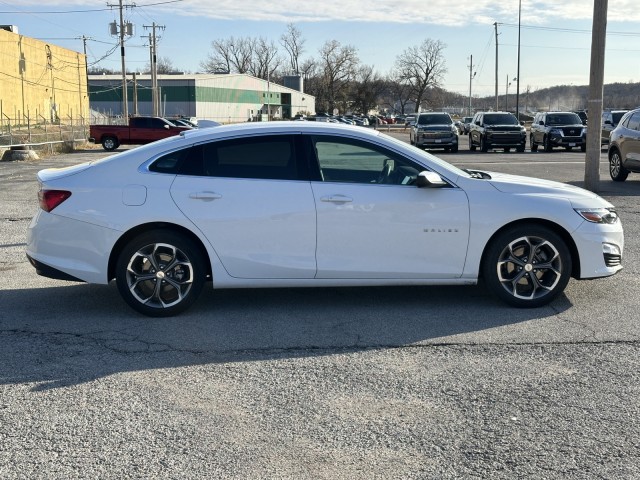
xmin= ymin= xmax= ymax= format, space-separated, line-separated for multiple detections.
xmin=0 ymin=144 xmax=639 ymax=478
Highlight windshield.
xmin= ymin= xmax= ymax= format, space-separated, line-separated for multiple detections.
xmin=546 ymin=113 xmax=582 ymax=125
xmin=417 ymin=114 xmax=452 ymax=125
xmin=483 ymin=114 xmax=518 ymax=125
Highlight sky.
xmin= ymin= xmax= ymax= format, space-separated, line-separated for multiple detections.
xmin=2 ymin=0 xmax=640 ymax=99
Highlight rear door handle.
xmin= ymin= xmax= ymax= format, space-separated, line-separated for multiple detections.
xmin=320 ymin=195 xmax=353 ymax=203
xmin=189 ymin=191 xmax=222 ymax=201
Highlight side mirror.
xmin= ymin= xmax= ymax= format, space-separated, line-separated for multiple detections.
xmin=416 ymin=171 xmax=447 ymax=188
xmin=539 ymin=121 xmax=544 ymax=125
xmin=164 ymin=124 xmax=170 ymax=130
xmin=605 ymin=120 xmax=612 ymax=125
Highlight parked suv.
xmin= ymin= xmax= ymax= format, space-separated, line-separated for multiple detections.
xmin=468 ymin=111 xmax=526 ymax=152
xmin=530 ymin=111 xmax=586 ymax=152
xmin=608 ymin=108 xmax=640 ymax=181
xmin=409 ymin=112 xmax=459 ymax=152
xmin=602 ymin=110 xmax=628 ymax=145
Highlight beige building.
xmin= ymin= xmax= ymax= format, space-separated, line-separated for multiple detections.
xmin=0 ymin=27 xmax=88 ymax=124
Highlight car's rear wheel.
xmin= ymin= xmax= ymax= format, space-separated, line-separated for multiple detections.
xmin=609 ymin=149 xmax=629 ymax=182
xmin=116 ymin=230 xmax=206 ymax=317
xmin=482 ymin=225 xmax=572 ymax=308
xmin=102 ymin=136 xmax=118 ymax=151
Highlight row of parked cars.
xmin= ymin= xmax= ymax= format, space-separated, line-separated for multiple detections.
xmin=407 ymin=108 xmax=640 ymax=182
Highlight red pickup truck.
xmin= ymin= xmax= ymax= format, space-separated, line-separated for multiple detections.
xmin=89 ymin=117 xmax=191 ymax=151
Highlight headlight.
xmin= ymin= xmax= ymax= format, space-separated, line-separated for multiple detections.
xmin=550 ymin=128 xmax=563 ymax=135
xmin=575 ymin=208 xmax=618 ymax=224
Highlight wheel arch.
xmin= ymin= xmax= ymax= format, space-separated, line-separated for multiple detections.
xmin=479 ymin=218 xmax=581 ymax=279
xmin=108 ymin=222 xmax=213 ymax=282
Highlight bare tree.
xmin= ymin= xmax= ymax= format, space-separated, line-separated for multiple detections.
xmin=144 ymin=56 xmax=175 ymax=74
xmin=200 ymin=37 xmax=254 ymax=74
xmin=248 ymin=37 xmax=282 ymax=80
xmin=351 ymin=65 xmax=385 ymax=114
xmin=317 ymin=40 xmax=359 ymax=113
xmin=280 ymin=23 xmax=305 ymax=74
xmin=395 ymin=39 xmax=447 ymax=112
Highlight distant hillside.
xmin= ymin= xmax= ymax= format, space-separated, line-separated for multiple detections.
xmin=473 ymin=82 xmax=640 ymax=113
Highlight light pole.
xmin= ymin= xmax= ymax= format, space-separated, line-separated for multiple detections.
xmin=468 ymin=55 xmax=476 ymax=116
xmin=505 ymin=76 xmax=516 ymax=112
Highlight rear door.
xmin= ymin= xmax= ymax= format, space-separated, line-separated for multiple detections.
xmin=170 ymin=134 xmax=317 ymax=279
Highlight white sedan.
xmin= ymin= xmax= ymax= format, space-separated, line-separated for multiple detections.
xmin=27 ymin=122 xmax=624 ymax=316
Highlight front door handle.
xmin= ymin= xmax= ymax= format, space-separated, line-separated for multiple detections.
xmin=320 ymin=195 xmax=353 ymax=203
xmin=189 ymin=191 xmax=222 ymax=201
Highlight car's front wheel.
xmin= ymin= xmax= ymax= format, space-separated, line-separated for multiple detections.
xmin=482 ymin=225 xmax=572 ymax=308
xmin=469 ymin=135 xmax=476 ymax=151
xmin=609 ymin=149 xmax=629 ymax=181
xmin=480 ymin=135 xmax=489 ymax=152
xmin=544 ymin=135 xmax=553 ymax=152
xmin=115 ymin=230 xmax=206 ymax=317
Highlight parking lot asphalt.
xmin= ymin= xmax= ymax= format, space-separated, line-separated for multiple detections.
xmin=1 ymin=139 xmax=638 ymax=478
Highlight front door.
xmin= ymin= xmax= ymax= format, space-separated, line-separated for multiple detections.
xmin=309 ymin=136 xmax=470 ymax=279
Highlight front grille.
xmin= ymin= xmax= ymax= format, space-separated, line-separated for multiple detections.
xmin=422 ymin=132 xmax=452 ymax=139
xmin=561 ymin=127 xmax=582 ymax=136
xmin=604 ymin=253 xmax=622 ymax=267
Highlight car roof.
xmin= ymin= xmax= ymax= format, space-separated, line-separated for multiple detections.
xmin=176 ymin=120 xmax=382 ymax=143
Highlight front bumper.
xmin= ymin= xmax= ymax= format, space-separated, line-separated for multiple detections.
xmin=485 ymin=132 xmax=526 ymax=147
xmin=549 ymin=134 xmax=585 ymax=148
xmin=415 ymin=133 xmax=458 ymax=149
xmin=573 ymin=219 xmax=624 ymax=279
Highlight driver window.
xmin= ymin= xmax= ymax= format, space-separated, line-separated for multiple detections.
xmin=313 ymin=136 xmax=419 ymax=185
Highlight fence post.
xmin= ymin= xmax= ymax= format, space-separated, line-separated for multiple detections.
xmin=2 ymin=113 xmax=11 ymax=145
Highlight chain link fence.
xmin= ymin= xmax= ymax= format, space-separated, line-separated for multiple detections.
xmin=0 ymin=113 xmax=90 ymax=155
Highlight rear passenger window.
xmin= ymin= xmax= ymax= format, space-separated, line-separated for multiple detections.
xmin=176 ymin=135 xmax=299 ymax=180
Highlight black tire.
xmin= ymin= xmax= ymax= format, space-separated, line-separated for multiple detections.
xmin=609 ymin=149 xmax=629 ymax=182
xmin=543 ymin=135 xmax=553 ymax=152
xmin=102 ymin=136 xmax=118 ymax=151
xmin=480 ymin=135 xmax=489 ymax=152
xmin=469 ymin=135 xmax=476 ymax=151
xmin=530 ymin=135 xmax=538 ymax=152
xmin=451 ymin=144 xmax=459 ymax=153
xmin=115 ymin=230 xmax=206 ymax=317
xmin=565 ymin=147 xmax=573 ymax=151
xmin=580 ymin=144 xmax=586 ymax=152
xmin=482 ymin=225 xmax=572 ymax=308
xmin=504 ymin=147 xmax=511 ymax=153
xmin=516 ymin=145 xmax=525 ymax=153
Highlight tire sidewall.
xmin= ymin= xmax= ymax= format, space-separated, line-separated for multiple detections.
xmin=115 ymin=230 xmax=206 ymax=317
xmin=482 ymin=225 xmax=572 ymax=308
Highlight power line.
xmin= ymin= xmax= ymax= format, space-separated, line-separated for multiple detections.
xmin=0 ymin=0 xmax=183 ymax=14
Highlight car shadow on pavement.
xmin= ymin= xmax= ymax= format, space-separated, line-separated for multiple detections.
xmin=0 ymin=281 xmax=573 ymax=391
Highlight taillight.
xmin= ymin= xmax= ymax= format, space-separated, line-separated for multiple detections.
xmin=38 ymin=189 xmax=72 ymax=212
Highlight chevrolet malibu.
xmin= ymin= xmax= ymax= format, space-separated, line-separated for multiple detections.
xmin=27 ymin=122 xmax=624 ymax=317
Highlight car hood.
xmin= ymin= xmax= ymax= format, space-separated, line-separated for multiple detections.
xmin=486 ymin=171 xmax=611 ymax=207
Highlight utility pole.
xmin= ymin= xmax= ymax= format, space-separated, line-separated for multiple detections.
xmin=108 ymin=0 xmax=134 ymax=119
xmin=143 ymin=23 xmax=165 ymax=116
xmin=78 ymin=35 xmax=92 ymax=118
xmin=494 ymin=22 xmax=499 ymax=111
xmin=515 ymin=0 xmax=521 ymax=121
xmin=585 ymin=0 xmax=608 ymax=192
xmin=468 ymin=55 xmax=476 ymax=116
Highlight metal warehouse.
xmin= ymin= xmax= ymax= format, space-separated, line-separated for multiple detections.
xmin=89 ymin=73 xmax=315 ymax=123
